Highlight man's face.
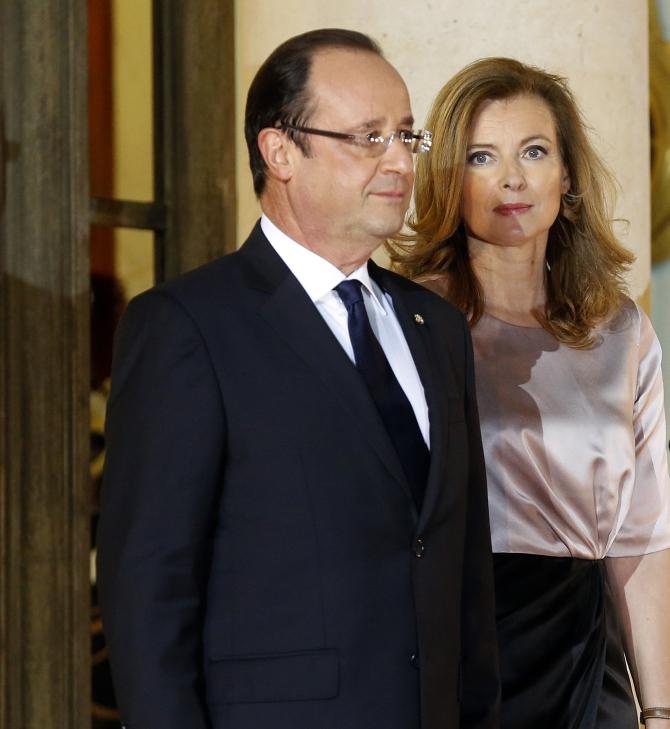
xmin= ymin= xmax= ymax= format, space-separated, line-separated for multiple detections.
xmin=284 ymin=49 xmax=415 ymax=263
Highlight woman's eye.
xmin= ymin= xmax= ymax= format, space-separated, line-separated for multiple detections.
xmin=468 ymin=151 xmax=491 ymax=165
xmin=524 ymin=145 xmax=547 ymax=160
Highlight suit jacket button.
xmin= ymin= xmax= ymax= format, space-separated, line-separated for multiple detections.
xmin=413 ymin=538 xmax=425 ymax=558
xmin=410 ymin=652 xmax=419 ymax=669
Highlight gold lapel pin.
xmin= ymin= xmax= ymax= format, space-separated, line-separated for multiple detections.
xmin=414 ymin=314 xmax=425 ymax=325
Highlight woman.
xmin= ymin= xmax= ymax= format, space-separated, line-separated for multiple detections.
xmin=392 ymin=57 xmax=670 ymax=728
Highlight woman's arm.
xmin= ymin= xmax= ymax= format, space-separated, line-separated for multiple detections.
xmin=606 ymin=548 xmax=670 ymax=726
xmin=606 ymin=307 xmax=670 ymax=724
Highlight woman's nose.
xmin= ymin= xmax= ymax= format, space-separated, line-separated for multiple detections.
xmin=500 ymin=159 xmax=526 ymax=191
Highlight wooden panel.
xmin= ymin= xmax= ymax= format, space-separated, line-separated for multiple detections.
xmin=0 ymin=1 xmax=90 ymax=728
xmin=154 ymin=0 xmax=237 ymax=281
xmin=90 ymin=197 xmax=166 ymax=231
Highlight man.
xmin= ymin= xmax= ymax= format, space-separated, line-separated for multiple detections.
xmin=97 ymin=28 xmax=499 ymax=729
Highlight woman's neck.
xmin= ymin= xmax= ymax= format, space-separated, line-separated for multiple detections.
xmin=467 ymin=234 xmax=548 ymax=326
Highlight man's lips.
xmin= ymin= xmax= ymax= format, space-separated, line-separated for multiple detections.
xmin=494 ymin=203 xmax=532 ymax=216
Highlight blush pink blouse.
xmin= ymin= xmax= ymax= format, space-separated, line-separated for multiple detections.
xmin=472 ymin=299 xmax=670 ymax=559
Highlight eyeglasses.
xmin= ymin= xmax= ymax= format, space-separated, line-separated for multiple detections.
xmin=281 ymin=123 xmax=433 ymax=157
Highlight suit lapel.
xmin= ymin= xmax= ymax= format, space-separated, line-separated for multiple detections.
xmin=369 ymin=262 xmax=451 ymax=530
xmin=238 ymin=226 xmax=412 ymax=499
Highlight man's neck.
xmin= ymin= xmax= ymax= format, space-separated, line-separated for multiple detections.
xmin=260 ymin=207 xmax=377 ymax=275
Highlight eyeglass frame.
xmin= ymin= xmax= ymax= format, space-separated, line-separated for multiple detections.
xmin=280 ymin=123 xmax=433 ymax=156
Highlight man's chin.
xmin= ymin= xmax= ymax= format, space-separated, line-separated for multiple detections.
xmin=365 ymin=208 xmax=408 ymax=235
xmin=373 ymin=218 xmax=407 ymax=241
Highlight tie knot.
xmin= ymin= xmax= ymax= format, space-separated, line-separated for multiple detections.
xmin=335 ymin=279 xmax=364 ymax=311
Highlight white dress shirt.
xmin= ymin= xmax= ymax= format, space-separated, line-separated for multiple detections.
xmin=261 ymin=214 xmax=430 ymax=447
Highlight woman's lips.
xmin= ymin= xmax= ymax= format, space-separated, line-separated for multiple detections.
xmin=494 ymin=203 xmax=532 ymax=216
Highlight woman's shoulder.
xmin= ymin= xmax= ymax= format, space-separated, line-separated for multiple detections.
xmin=603 ymin=295 xmax=651 ymax=337
xmin=413 ymin=274 xmax=451 ymax=299
xmin=600 ymin=296 xmax=663 ymax=363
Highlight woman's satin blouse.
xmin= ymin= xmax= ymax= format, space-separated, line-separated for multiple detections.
xmin=471 ymin=298 xmax=670 ymax=559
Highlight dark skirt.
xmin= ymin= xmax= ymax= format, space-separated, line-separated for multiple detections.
xmin=493 ymin=553 xmax=638 ymax=729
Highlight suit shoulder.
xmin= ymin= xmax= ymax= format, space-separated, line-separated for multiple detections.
xmin=125 ymin=249 xmax=248 ymax=319
xmin=158 ymin=250 xmax=243 ymax=299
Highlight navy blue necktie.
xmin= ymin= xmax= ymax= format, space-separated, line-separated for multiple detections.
xmin=335 ymin=279 xmax=429 ymax=508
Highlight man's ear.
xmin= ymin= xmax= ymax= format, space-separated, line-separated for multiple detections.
xmin=257 ymin=128 xmax=293 ymax=183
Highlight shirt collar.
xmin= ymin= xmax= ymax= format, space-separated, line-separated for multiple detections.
xmin=260 ymin=214 xmax=387 ymax=313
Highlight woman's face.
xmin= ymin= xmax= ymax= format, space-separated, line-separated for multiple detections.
xmin=461 ymin=93 xmax=570 ymax=249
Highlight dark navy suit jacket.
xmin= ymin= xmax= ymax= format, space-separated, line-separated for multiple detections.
xmin=97 ymin=223 xmax=499 ymax=729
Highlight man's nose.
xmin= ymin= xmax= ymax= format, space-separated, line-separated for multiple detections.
xmin=379 ymin=134 xmax=414 ymax=175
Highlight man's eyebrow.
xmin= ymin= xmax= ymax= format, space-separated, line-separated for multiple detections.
xmin=353 ymin=115 xmax=415 ymax=131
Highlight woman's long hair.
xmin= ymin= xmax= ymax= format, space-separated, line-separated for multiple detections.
xmin=390 ymin=57 xmax=634 ymax=347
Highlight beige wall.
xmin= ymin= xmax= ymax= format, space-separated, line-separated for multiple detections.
xmin=236 ymin=1 xmax=650 ymax=299
xmin=112 ymin=0 xmax=154 ymax=301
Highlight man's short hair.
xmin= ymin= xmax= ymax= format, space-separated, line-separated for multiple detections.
xmin=244 ymin=28 xmax=383 ymax=197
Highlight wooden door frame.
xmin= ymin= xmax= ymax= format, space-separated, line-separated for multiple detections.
xmin=0 ymin=1 xmax=236 ymax=727
xmin=0 ymin=2 xmax=91 ymax=727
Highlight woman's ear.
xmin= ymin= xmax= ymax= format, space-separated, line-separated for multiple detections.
xmin=561 ymin=165 xmax=571 ymax=194
xmin=257 ymin=128 xmax=293 ymax=183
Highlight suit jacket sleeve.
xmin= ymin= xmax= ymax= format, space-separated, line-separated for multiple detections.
xmin=459 ymin=315 xmax=501 ymax=729
xmin=97 ymin=290 xmax=225 ymax=729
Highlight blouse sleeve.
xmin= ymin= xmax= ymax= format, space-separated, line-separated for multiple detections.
xmin=609 ymin=305 xmax=670 ymax=556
